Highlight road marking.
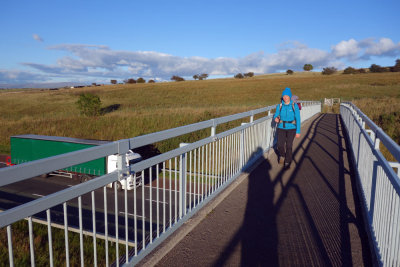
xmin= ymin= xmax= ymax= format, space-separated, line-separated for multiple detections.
xmin=119 ymin=212 xmax=145 ymax=219
xmin=146 ymin=199 xmax=168 ymax=204
xmin=32 ymin=193 xmax=44 ymax=197
xmin=143 ymin=186 xmax=203 ymax=196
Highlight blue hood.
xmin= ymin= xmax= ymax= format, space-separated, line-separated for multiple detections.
xmin=282 ymin=87 xmax=292 ymax=99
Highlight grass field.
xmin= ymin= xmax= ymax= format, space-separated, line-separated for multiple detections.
xmin=0 ymin=72 xmax=399 ymax=155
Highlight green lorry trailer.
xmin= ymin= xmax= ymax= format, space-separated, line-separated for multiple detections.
xmin=10 ymin=134 xmax=142 ymax=190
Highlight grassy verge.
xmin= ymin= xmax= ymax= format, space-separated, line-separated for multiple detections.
xmin=352 ymin=97 xmax=400 ymax=162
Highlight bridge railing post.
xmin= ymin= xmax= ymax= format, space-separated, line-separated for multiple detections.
xmin=179 ymin=143 xmax=189 ymax=218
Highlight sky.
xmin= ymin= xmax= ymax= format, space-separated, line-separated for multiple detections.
xmin=1 ymin=0 xmax=399 ymax=88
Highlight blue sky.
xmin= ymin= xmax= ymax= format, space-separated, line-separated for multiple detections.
xmin=1 ymin=0 xmax=399 ymax=87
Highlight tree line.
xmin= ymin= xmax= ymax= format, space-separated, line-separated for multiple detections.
xmin=110 ymin=78 xmax=156 ymax=84
xmin=285 ymin=59 xmax=400 ymax=75
xmin=112 ymin=59 xmax=400 ymax=84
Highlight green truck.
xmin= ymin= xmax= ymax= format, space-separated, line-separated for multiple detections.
xmin=10 ymin=134 xmax=142 ymax=190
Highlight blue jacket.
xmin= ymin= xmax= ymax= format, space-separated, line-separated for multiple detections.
xmin=273 ymin=88 xmax=301 ymax=134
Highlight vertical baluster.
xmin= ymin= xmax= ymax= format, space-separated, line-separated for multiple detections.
xmin=157 ymin=163 xmax=160 ymax=238
xmin=28 ymin=217 xmax=35 ymax=267
xmin=175 ymin=157 xmax=178 ymax=224
xmin=142 ymin=170 xmax=145 ymax=250
xmin=7 ymin=225 xmax=13 ymax=267
xmin=133 ymin=174 xmax=138 ymax=256
xmin=104 ymin=187 xmax=109 ymax=266
xmin=124 ymin=181 xmax=128 ymax=264
xmin=163 ymin=162 xmax=166 ymax=233
xmin=149 ymin=167 xmax=153 ymax=244
xmin=63 ymin=202 xmax=70 ymax=267
xmin=92 ymin=191 xmax=98 ymax=267
xmin=114 ymin=182 xmax=119 ymax=265
xmin=189 ymin=150 xmax=192 ymax=212
xmin=169 ymin=159 xmax=172 ymax=228
xmin=78 ymin=196 xmax=83 ymax=267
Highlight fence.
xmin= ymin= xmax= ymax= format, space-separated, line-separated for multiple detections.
xmin=0 ymin=101 xmax=321 ymax=266
xmin=340 ymin=102 xmax=400 ymax=267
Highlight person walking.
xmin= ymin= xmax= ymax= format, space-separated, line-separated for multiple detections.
xmin=273 ymin=87 xmax=301 ymax=170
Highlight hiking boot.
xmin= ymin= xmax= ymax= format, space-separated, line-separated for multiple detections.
xmin=278 ymin=157 xmax=284 ymax=165
xmin=284 ymin=162 xmax=291 ymax=170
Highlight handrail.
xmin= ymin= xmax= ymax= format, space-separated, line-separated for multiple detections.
xmin=340 ymin=102 xmax=400 ymax=266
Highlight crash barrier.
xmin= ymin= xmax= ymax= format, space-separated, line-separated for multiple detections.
xmin=0 ymin=101 xmax=321 ymax=266
xmin=340 ymin=103 xmax=400 ymax=266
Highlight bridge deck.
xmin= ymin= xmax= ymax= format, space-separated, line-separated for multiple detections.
xmin=144 ymin=114 xmax=373 ymax=266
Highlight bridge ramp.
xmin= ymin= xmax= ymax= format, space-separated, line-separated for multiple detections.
xmin=146 ymin=114 xmax=372 ymax=266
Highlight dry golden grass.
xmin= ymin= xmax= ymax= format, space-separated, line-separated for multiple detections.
xmin=0 ymin=72 xmax=399 ymax=154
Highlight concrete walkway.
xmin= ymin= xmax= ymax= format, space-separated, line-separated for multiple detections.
xmin=141 ymin=113 xmax=372 ymax=267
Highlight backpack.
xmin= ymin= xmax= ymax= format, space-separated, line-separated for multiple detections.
xmin=279 ymin=95 xmax=301 ymax=114
xmin=292 ymin=95 xmax=301 ymax=110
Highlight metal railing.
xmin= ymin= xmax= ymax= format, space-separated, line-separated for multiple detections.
xmin=340 ymin=102 xmax=400 ymax=267
xmin=0 ymin=101 xmax=321 ymax=266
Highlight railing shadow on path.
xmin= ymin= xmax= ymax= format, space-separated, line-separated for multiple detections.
xmin=210 ymin=113 xmax=372 ymax=266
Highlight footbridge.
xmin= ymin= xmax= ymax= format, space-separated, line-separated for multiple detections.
xmin=0 ymin=101 xmax=399 ymax=266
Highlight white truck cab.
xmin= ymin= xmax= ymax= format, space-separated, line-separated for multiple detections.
xmin=107 ymin=150 xmax=142 ymax=190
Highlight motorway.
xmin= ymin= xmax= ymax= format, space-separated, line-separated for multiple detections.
xmin=0 ymin=162 xmax=183 ymax=246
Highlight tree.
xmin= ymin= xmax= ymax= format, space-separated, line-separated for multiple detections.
xmin=137 ymin=77 xmax=146 ymax=83
xmin=193 ymin=74 xmax=199 ymax=80
xmin=171 ymin=75 xmax=185 ymax=82
xmin=76 ymin=93 xmax=102 ymax=116
xmin=303 ymin=64 xmax=313 ymax=71
xmin=199 ymin=73 xmax=209 ymax=80
xmin=110 ymin=80 xmax=117 ymax=84
xmin=148 ymin=79 xmax=155 ymax=83
xmin=286 ymin=69 xmax=294 ymax=75
xmin=124 ymin=78 xmax=136 ymax=84
xmin=369 ymin=64 xmax=384 ymax=73
xmin=391 ymin=59 xmax=400 ymax=72
xmin=234 ymin=73 xmax=244 ymax=79
xmin=244 ymin=72 xmax=254 ymax=78
xmin=322 ymin=67 xmax=337 ymax=75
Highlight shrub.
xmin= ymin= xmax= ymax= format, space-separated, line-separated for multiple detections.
xmin=391 ymin=59 xmax=400 ymax=72
xmin=76 ymin=93 xmax=102 ymax=116
xmin=234 ymin=73 xmax=244 ymax=79
xmin=110 ymin=79 xmax=117 ymax=84
xmin=199 ymin=73 xmax=209 ymax=80
xmin=322 ymin=67 xmax=337 ymax=75
xmin=370 ymin=64 xmax=384 ymax=73
xmin=171 ymin=75 xmax=185 ymax=82
xmin=137 ymin=77 xmax=146 ymax=83
xmin=358 ymin=68 xmax=366 ymax=74
xmin=244 ymin=72 xmax=254 ymax=77
xmin=343 ymin=67 xmax=358 ymax=74
xmin=148 ymin=79 xmax=155 ymax=83
xmin=124 ymin=78 xmax=136 ymax=84
xmin=286 ymin=69 xmax=294 ymax=75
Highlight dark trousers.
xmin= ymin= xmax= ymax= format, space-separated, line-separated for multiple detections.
xmin=277 ymin=128 xmax=296 ymax=164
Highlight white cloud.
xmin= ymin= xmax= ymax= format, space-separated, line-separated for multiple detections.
xmin=332 ymin=39 xmax=360 ymax=58
xmin=2 ymin=37 xmax=399 ymax=86
xmin=364 ymin=37 xmax=400 ymax=56
xmin=33 ymin=34 xmax=43 ymax=42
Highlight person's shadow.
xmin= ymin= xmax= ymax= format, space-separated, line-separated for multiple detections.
xmin=213 ymin=147 xmax=278 ymax=266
